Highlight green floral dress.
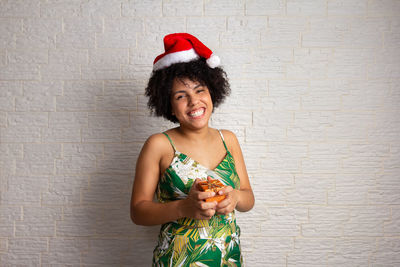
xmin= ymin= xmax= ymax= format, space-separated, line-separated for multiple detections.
xmin=152 ymin=131 xmax=242 ymax=267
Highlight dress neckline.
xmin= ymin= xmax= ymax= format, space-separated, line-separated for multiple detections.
xmin=174 ymin=149 xmax=230 ymax=172
xmin=162 ymin=130 xmax=230 ymax=173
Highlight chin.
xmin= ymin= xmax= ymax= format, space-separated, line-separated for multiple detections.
xmin=181 ymin=119 xmax=209 ymax=130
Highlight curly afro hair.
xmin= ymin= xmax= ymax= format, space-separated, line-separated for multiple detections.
xmin=145 ymin=58 xmax=230 ymax=123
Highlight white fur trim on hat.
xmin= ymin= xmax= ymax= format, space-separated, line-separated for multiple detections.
xmin=153 ymin=49 xmax=199 ymax=71
xmin=206 ymin=53 xmax=220 ymax=68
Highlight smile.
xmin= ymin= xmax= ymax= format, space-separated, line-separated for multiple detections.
xmin=188 ymin=108 xmax=205 ymax=118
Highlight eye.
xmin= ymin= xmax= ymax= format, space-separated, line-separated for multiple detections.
xmin=196 ymin=87 xmax=205 ymax=93
xmin=176 ymin=94 xmax=185 ymax=100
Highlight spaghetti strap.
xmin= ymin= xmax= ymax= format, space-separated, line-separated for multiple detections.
xmin=162 ymin=132 xmax=176 ymax=152
xmin=217 ymin=130 xmax=229 ymax=152
xmin=155 ymin=128 xmax=242 ymax=265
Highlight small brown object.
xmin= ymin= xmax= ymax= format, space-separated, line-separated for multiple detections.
xmin=198 ymin=178 xmax=226 ymax=202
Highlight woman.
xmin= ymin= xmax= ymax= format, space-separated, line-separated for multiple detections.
xmin=130 ymin=33 xmax=255 ymax=266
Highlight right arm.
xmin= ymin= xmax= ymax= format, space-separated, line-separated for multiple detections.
xmin=130 ymin=134 xmax=218 ymax=226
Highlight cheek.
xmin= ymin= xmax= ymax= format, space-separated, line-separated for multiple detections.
xmin=171 ymin=101 xmax=185 ymax=114
xmin=205 ymin=92 xmax=213 ymax=103
xmin=170 ymin=101 xmax=178 ymax=115
xmin=205 ymin=95 xmax=213 ymax=109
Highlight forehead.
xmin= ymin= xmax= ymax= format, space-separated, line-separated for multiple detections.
xmin=171 ymin=78 xmax=201 ymax=92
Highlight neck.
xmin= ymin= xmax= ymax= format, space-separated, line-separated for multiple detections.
xmin=176 ymin=124 xmax=211 ymax=142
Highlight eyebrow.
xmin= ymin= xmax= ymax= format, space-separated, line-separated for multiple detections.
xmin=172 ymin=84 xmax=203 ymax=96
xmin=172 ymin=90 xmax=186 ymax=96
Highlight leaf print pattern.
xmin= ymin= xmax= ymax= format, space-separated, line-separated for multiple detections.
xmin=152 ymin=132 xmax=243 ymax=267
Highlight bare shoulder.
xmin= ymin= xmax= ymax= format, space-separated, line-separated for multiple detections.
xmin=146 ymin=132 xmax=169 ymax=145
xmin=141 ymin=132 xmax=171 ymax=158
xmin=219 ymin=129 xmax=240 ymax=152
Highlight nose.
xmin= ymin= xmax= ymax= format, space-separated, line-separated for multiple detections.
xmin=188 ymin=93 xmax=200 ymax=106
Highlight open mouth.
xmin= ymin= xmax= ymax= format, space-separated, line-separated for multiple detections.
xmin=188 ymin=108 xmax=205 ymax=118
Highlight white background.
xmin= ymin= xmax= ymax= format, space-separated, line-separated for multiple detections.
xmin=0 ymin=0 xmax=400 ymax=266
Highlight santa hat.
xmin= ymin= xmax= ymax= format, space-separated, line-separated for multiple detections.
xmin=153 ymin=33 xmax=220 ymax=71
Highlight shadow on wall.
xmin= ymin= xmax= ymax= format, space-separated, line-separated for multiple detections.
xmin=55 ymin=80 xmax=175 ymax=266
xmin=83 ymin=113 xmax=172 ymax=266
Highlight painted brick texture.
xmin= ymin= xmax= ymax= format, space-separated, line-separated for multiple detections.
xmin=0 ymin=0 xmax=399 ymax=266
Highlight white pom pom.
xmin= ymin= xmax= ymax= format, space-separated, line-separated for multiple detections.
xmin=206 ymin=54 xmax=220 ymax=68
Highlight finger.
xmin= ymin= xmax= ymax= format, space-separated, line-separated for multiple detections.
xmin=192 ymin=178 xmax=201 ymax=188
xmin=198 ymin=201 xmax=218 ymax=210
xmin=192 ymin=179 xmax=208 ymax=194
xmin=189 ymin=179 xmax=200 ymax=193
xmin=215 ymin=199 xmax=233 ymax=213
xmin=217 ymin=186 xmax=233 ymax=196
xmin=200 ymin=209 xmax=216 ymax=218
xmin=216 ymin=198 xmax=231 ymax=209
xmin=216 ymin=202 xmax=233 ymax=214
xmin=216 ymin=208 xmax=231 ymax=215
xmin=200 ymin=215 xmax=213 ymax=220
xmin=196 ymin=191 xmax=215 ymax=201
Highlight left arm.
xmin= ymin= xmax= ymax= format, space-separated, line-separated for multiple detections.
xmin=216 ymin=130 xmax=255 ymax=214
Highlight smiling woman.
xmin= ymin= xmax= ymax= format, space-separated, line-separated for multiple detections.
xmin=144 ymin=48 xmax=230 ymax=124
xmin=130 ymin=33 xmax=255 ymax=267
xmin=170 ymin=78 xmax=213 ymax=130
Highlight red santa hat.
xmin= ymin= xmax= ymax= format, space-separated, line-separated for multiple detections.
xmin=153 ymin=33 xmax=220 ymax=71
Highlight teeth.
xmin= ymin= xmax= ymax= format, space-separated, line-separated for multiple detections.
xmin=189 ymin=108 xmax=204 ymax=117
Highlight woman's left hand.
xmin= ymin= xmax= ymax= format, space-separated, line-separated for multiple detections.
xmin=215 ymin=186 xmax=239 ymax=215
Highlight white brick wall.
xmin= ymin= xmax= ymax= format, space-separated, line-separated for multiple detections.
xmin=0 ymin=0 xmax=399 ymax=266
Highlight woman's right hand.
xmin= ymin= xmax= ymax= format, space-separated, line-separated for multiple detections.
xmin=179 ymin=178 xmax=218 ymax=220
